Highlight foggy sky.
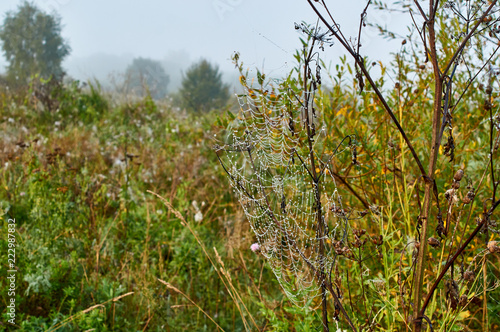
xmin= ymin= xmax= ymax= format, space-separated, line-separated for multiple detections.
xmin=0 ymin=1 xmax=406 ymax=91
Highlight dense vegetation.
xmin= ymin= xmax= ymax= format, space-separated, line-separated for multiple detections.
xmin=1 ymin=1 xmax=500 ymax=331
xmin=0 ymin=73 xmax=331 ymax=330
xmin=0 ymin=47 xmax=499 ymax=331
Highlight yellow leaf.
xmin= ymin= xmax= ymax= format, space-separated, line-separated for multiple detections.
xmin=337 ymin=106 xmax=349 ymax=117
xmin=457 ymin=310 xmax=470 ymax=320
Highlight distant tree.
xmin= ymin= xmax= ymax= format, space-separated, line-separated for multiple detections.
xmin=0 ymin=1 xmax=70 ymax=84
xmin=180 ymin=59 xmax=229 ymax=113
xmin=125 ymin=57 xmax=169 ymax=100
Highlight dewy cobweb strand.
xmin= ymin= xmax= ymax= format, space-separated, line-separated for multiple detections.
xmin=215 ymin=71 xmax=353 ymax=308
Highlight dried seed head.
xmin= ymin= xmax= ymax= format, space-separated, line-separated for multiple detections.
xmin=471 ymin=296 xmax=482 ymax=306
xmin=353 ymin=229 xmax=366 ymax=237
xmin=358 ymin=210 xmax=369 ymax=217
xmin=459 ymin=294 xmax=468 ymax=307
xmin=445 ymin=188 xmax=458 ymax=201
xmin=454 ymin=169 xmax=464 ymax=182
xmin=487 ymin=241 xmax=499 ymax=253
xmin=428 ymin=237 xmax=441 ymax=248
xmin=452 ymin=181 xmax=460 ymax=189
xmin=463 ymin=184 xmax=476 ymax=204
xmin=352 ymin=238 xmax=362 ymax=248
xmin=486 ymin=85 xmax=493 ymax=95
xmin=464 ymin=270 xmax=475 ymax=282
xmin=369 ymin=205 xmax=381 ymax=215
xmin=445 ymin=279 xmax=459 ymax=310
xmin=484 ymin=100 xmax=492 ymax=111
xmin=463 ymin=188 xmax=475 ymax=204
xmin=372 ymin=234 xmax=383 ymax=246
xmin=331 ymin=206 xmax=346 ymax=217
xmin=372 ymin=279 xmax=385 ymax=291
xmin=483 ymin=16 xmax=493 ymax=23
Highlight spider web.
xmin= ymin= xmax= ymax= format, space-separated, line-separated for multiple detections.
xmin=215 ymin=82 xmax=352 ymax=308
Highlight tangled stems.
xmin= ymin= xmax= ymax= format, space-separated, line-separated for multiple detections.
xmin=305 ymin=1 xmax=500 ymax=330
xmin=419 ymin=199 xmax=500 ymax=318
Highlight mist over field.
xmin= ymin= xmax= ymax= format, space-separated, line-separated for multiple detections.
xmin=0 ymin=1 xmax=404 ymax=91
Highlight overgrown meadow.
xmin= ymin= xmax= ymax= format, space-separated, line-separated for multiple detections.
xmin=1 ymin=20 xmax=500 ymax=332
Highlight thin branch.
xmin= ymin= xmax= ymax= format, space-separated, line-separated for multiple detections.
xmin=488 ymin=74 xmax=497 ymax=203
xmin=431 ymin=0 xmax=441 ymax=21
xmin=409 ymin=9 xmax=430 ymax=58
xmin=331 ymin=171 xmax=370 ymax=210
xmin=307 ymin=0 xmax=428 ymax=179
xmin=356 ymin=0 xmax=372 ymax=57
xmin=413 ymin=0 xmax=429 ymax=22
xmin=442 ymin=1 xmax=497 ymax=77
xmin=450 ymin=44 xmax=500 ymax=115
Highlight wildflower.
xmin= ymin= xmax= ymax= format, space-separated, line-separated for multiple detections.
xmin=194 ymin=211 xmax=203 ymax=223
xmin=250 ymin=243 xmax=260 ymax=252
xmin=192 ymin=201 xmax=203 ymax=222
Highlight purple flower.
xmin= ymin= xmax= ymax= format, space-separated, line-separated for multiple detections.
xmin=250 ymin=243 xmax=260 ymax=252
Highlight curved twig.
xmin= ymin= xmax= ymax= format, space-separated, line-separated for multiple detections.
xmin=307 ymin=0 xmax=427 ymax=179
